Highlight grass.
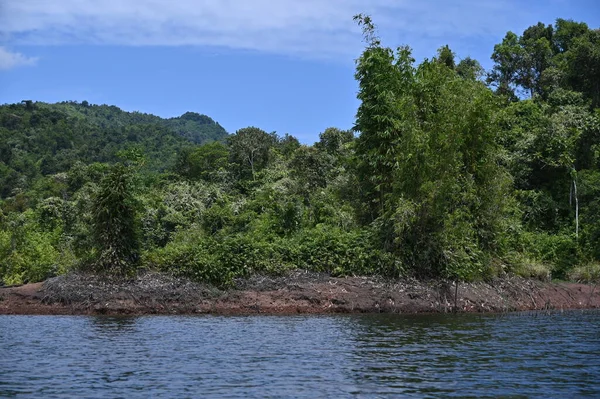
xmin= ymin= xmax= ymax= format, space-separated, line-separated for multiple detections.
xmin=567 ymin=262 xmax=600 ymax=283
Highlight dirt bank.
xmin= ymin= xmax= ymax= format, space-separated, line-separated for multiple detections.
xmin=0 ymin=271 xmax=598 ymax=316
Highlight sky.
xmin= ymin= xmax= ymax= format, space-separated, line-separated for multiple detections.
xmin=1 ymin=0 xmax=599 ymax=144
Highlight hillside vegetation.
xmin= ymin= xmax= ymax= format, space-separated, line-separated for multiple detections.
xmin=1 ymin=17 xmax=599 ymax=286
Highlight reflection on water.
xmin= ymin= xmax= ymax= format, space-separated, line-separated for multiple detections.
xmin=0 ymin=311 xmax=599 ymax=398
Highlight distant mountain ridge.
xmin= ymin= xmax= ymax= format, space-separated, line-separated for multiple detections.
xmin=40 ymin=101 xmax=228 ymax=144
xmin=0 ymin=100 xmax=229 ymax=197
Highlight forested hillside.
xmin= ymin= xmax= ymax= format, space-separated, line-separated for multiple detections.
xmin=1 ymin=17 xmax=598 ymax=286
xmin=0 ymin=101 xmax=227 ymax=198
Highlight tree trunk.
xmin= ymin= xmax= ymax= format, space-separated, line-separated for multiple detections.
xmin=574 ymin=179 xmax=579 ymax=239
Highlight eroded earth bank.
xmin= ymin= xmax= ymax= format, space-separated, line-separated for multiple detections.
xmin=0 ymin=271 xmax=598 ymax=316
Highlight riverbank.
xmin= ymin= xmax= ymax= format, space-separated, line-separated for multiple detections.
xmin=0 ymin=270 xmax=598 ymax=315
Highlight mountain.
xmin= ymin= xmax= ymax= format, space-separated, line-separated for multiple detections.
xmin=32 ymin=101 xmax=228 ymax=143
xmin=0 ymin=100 xmax=229 ymax=198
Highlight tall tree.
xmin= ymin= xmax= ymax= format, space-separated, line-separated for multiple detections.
xmin=91 ymin=163 xmax=140 ymax=274
xmin=518 ymin=22 xmax=554 ymax=97
xmin=553 ymin=19 xmax=589 ymax=53
xmin=315 ymin=127 xmax=354 ymax=156
xmin=176 ymin=142 xmax=230 ymax=182
xmin=563 ymin=29 xmax=600 ymax=107
xmin=228 ymin=127 xmax=275 ymax=181
xmin=488 ymin=31 xmax=522 ymax=99
xmin=354 ymin=16 xmax=517 ymax=279
xmin=290 ymin=146 xmax=331 ymax=199
xmin=353 ymin=14 xmax=415 ymax=221
xmin=488 ymin=18 xmax=598 ymax=104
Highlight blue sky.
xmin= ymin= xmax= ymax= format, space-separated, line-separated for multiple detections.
xmin=1 ymin=0 xmax=599 ymax=144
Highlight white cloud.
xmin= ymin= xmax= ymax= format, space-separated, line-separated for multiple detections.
xmin=0 ymin=0 xmax=544 ymax=58
xmin=0 ymin=46 xmax=38 ymax=69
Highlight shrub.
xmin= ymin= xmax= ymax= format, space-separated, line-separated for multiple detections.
xmin=144 ymin=232 xmax=225 ymax=285
xmin=568 ymin=262 xmax=600 ymax=283
xmin=144 ymin=228 xmax=290 ymax=286
xmin=512 ymin=258 xmax=552 ymax=281
xmin=294 ymin=225 xmax=400 ymax=277
xmin=519 ymin=231 xmax=578 ymax=279
xmin=0 ymin=228 xmax=61 ymax=285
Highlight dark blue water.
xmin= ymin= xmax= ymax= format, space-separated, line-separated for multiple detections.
xmin=1 ymin=311 xmax=599 ymax=398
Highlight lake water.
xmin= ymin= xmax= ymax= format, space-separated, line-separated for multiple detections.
xmin=1 ymin=311 xmax=599 ymax=398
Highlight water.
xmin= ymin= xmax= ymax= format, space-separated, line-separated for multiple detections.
xmin=1 ymin=311 xmax=599 ymax=398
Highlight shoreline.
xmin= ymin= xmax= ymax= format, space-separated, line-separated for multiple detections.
xmin=0 ymin=272 xmax=598 ymax=316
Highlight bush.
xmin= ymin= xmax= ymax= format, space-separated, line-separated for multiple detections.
xmin=511 ymin=258 xmax=552 ymax=281
xmin=294 ymin=225 xmax=400 ymax=277
xmin=568 ymin=262 xmax=600 ymax=283
xmin=0 ymin=228 xmax=61 ymax=285
xmin=144 ymin=232 xmax=226 ymax=285
xmin=144 ymin=228 xmax=291 ymax=286
xmin=519 ymin=231 xmax=578 ymax=279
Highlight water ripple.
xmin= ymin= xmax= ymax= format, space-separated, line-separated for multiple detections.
xmin=1 ymin=311 xmax=599 ymax=398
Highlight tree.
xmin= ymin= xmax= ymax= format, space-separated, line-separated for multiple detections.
xmin=315 ymin=127 xmax=354 ymax=156
xmin=277 ymin=133 xmax=301 ymax=159
xmin=354 ymin=16 xmax=518 ymax=279
xmin=456 ymin=57 xmax=484 ymax=81
xmin=563 ymin=29 xmax=600 ymax=107
xmin=396 ymin=59 xmax=516 ymax=278
xmin=488 ymin=24 xmax=554 ymax=99
xmin=488 ymin=31 xmax=522 ymax=99
xmin=436 ymin=45 xmax=456 ymax=69
xmin=21 ymin=100 xmax=34 ymax=110
xmin=91 ymin=163 xmax=140 ymax=274
xmin=488 ymin=19 xmax=598 ymax=104
xmin=176 ymin=142 xmax=230 ymax=182
xmin=517 ymin=23 xmax=554 ymax=98
xmin=289 ymin=146 xmax=331 ymax=198
xmin=228 ymin=127 xmax=275 ymax=181
xmin=353 ymin=13 xmax=415 ymax=221
xmin=554 ymin=19 xmax=589 ymax=53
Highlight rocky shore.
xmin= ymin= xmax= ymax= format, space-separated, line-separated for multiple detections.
xmin=0 ymin=271 xmax=598 ymax=316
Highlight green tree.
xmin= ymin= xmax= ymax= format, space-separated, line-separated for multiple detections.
xmin=315 ymin=127 xmax=354 ymax=156
xmin=228 ymin=127 xmax=275 ymax=181
xmin=456 ymin=57 xmax=484 ymax=81
xmin=176 ymin=142 xmax=230 ymax=182
xmin=488 ymin=18 xmax=598 ymax=105
xmin=90 ymin=163 xmax=140 ymax=274
xmin=353 ymin=14 xmax=415 ymax=221
xmin=518 ymin=22 xmax=554 ymax=98
xmin=354 ymin=16 xmax=518 ymax=279
xmin=488 ymin=31 xmax=522 ymax=99
xmin=488 ymin=25 xmax=554 ymax=99
xmin=277 ymin=133 xmax=301 ymax=159
xmin=435 ymin=45 xmax=456 ymax=69
xmin=563 ymin=29 xmax=600 ymax=107
xmin=554 ymin=19 xmax=589 ymax=53
xmin=289 ymin=146 xmax=331 ymax=199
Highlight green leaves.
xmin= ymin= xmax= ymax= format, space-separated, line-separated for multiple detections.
xmin=353 ymin=22 xmax=416 ymax=221
xmin=488 ymin=18 xmax=599 ymax=106
xmin=1 ymin=15 xmax=599 ymax=286
xmin=176 ymin=142 xmax=230 ymax=182
xmin=228 ymin=127 xmax=276 ymax=182
xmin=353 ymin=16 xmax=519 ymax=280
xmin=90 ymin=163 xmax=140 ymax=275
xmin=0 ymin=210 xmax=65 ymax=285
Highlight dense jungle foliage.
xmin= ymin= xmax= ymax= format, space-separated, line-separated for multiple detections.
xmin=1 ymin=17 xmax=599 ymax=286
